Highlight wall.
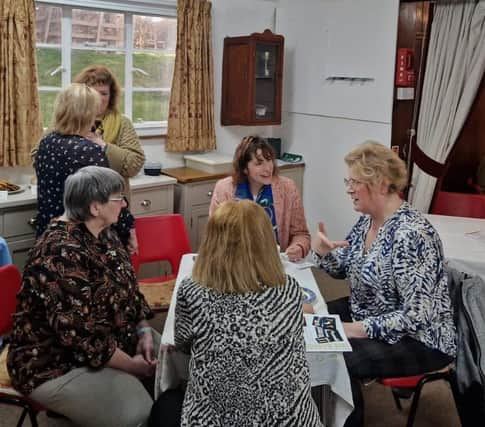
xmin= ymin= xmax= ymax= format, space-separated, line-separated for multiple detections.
xmin=275 ymin=0 xmax=399 ymax=238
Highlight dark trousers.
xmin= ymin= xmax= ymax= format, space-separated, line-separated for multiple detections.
xmin=148 ymin=389 xmax=185 ymax=427
xmin=327 ymin=298 xmax=454 ymax=427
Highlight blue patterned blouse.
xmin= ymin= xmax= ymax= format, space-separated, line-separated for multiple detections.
xmin=312 ymin=202 xmax=456 ymax=356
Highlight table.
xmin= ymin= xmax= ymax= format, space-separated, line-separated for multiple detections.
xmin=156 ymin=254 xmax=353 ymax=427
xmin=425 ymin=214 xmax=485 ymax=279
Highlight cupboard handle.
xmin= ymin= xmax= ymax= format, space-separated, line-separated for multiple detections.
xmin=141 ymin=199 xmax=151 ymax=207
xmin=207 ymin=191 xmax=213 ymax=197
xmin=28 ymin=217 xmax=37 ymax=227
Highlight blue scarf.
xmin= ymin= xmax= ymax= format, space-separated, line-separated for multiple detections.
xmin=235 ymin=180 xmax=279 ymax=244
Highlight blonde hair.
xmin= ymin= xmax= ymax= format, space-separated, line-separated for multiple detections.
xmin=193 ymin=200 xmax=286 ymax=294
xmin=53 ymin=83 xmax=100 ymax=136
xmin=344 ymin=140 xmax=408 ymax=193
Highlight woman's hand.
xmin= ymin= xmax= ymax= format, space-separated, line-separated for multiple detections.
xmin=136 ymin=331 xmax=156 ymax=363
xmin=127 ymin=228 xmax=139 ymax=255
xmin=130 ymin=354 xmax=157 ymax=378
xmin=302 ymin=303 xmax=314 ymax=314
xmin=312 ymin=221 xmax=349 ymax=257
xmin=343 ymin=321 xmax=367 ymax=338
xmin=86 ymin=131 xmax=107 ymax=150
xmin=286 ymin=245 xmax=303 ymax=262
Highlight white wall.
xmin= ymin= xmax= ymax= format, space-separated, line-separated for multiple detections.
xmin=275 ymin=0 xmax=399 ymax=238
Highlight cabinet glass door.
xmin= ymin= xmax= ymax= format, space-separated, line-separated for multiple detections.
xmin=254 ymin=43 xmax=278 ymax=121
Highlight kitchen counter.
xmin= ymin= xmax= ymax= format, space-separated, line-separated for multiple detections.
xmin=162 ymin=162 xmax=305 ymax=184
xmin=0 ymin=174 xmax=177 ymax=209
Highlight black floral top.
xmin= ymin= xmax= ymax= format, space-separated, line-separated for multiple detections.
xmin=7 ymin=220 xmax=152 ymax=395
xmin=34 ymin=131 xmax=134 ymax=243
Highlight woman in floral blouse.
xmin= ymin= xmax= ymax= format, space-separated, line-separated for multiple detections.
xmin=311 ymin=141 xmax=456 ymax=427
xmin=8 ymin=166 xmax=156 ymax=427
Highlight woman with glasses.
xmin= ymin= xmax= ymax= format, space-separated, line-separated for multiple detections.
xmin=74 ymin=65 xmax=145 ymax=201
xmin=209 ymin=136 xmax=310 ymax=261
xmin=8 ymin=166 xmax=157 ymax=427
xmin=33 ymin=83 xmax=137 ymax=252
xmin=311 ymin=141 xmax=456 ymax=427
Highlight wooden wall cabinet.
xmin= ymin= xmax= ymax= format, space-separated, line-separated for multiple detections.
xmin=221 ymin=29 xmax=284 ymax=126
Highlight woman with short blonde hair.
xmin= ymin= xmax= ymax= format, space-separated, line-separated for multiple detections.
xmin=53 ymin=83 xmax=100 ymax=136
xmin=169 ymin=200 xmax=322 ymax=426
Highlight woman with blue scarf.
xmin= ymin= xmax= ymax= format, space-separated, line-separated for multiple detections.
xmin=209 ymin=136 xmax=310 ymax=261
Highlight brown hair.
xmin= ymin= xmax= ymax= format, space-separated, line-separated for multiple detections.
xmin=344 ymin=140 xmax=408 ymax=193
xmin=192 ymin=200 xmax=286 ymax=294
xmin=53 ymin=83 xmax=100 ymax=135
xmin=231 ymin=136 xmax=278 ymax=184
xmin=74 ymin=65 xmax=121 ymax=113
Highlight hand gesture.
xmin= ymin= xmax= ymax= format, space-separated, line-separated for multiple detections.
xmin=311 ymin=221 xmax=349 ymax=257
xmin=130 ymin=354 xmax=157 ymax=378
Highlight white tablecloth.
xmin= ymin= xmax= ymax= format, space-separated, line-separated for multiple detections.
xmin=426 ymin=214 xmax=485 ymax=279
xmin=156 ymin=254 xmax=353 ymax=427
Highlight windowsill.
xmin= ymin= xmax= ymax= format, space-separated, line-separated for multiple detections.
xmin=135 ymin=123 xmax=167 ymax=138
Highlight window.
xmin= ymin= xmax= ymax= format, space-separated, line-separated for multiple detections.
xmin=35 ymin=1 xmax=176 ymax=135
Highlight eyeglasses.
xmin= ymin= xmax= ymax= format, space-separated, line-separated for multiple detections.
xmin=343 ymin=178 xmax=364 ymax=189
xmin=108 ymin=194 xmax=126 ymax=203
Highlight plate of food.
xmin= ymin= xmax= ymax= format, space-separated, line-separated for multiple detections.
xmin=301 ymin=287 xmax=316 ymax=304
xmin=0 ymin=180 xmax=25 ymax=194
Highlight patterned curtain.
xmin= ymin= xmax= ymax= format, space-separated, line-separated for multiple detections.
xmin=0 ymin=0 xmax=42 ymax=166
xmin=165 ymin=0 xmax=216 ymax=152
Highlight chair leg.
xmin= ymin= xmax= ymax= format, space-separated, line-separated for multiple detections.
xmin=390 ymin=388 xmax=403 ymax=411
xmin=28 ymin=409 xmax=39 ymax=427
xmin=15 ymin=408 xmax=28 ymax=427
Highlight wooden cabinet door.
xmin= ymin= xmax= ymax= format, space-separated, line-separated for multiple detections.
xmin=221 ymin=29 xmax=284 ymax=126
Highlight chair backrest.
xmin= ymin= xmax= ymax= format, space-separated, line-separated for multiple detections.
xmin=131 ymin=214 xmax=191 ymax=276
xmin=431 ymin=191 xmax=485 ymax=218
xmin=0 ymin=265 xmax=21 ymax=335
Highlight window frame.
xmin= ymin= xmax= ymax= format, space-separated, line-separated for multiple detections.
xmin=36 ymin=0 xmax=176 ymax=136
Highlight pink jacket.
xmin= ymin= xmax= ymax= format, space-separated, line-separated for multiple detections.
xmin=209 ymin=175 xmax=311 ymax=257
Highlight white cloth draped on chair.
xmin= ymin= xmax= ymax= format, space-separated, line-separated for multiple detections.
xmin=408 ymin=0 xmax=485 ymax=213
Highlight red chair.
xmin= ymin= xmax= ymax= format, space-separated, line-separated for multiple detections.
xmin=378 ymin=366 xmax=459 ymax=427
xmin=131 ymin=214 xmax=191 ymax=283
xmin=0 ymin=265 xmax=47 ymax=427
xmin=431 ymin=191 xmax=485 ymax=218
xmin=131 ymin=215 xmax=191 ymax=310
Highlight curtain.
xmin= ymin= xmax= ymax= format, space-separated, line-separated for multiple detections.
xmin=0 ymin=0 xmax=42 ymax=166
xmin=408 ymin=0 xmax=485 ymax=212
xmin=165 ymin=0 xmax=216 ymax=152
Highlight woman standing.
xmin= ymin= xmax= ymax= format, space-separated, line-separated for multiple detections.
xmin=311 ymin=141 xmax=456 ymax=426
xmin=34 ymin=83 xmax=134 ymax=248
xmin=173 ymin=200 xmax=322 ymax=426
xmin=74 ymin=64 xmax=145 ymax=198
xmin=210 ymin=136 xmax=310 ymax=261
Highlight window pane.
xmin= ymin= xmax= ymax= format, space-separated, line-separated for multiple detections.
xmin=36 ymin=5 xmax=62 ymax=44
xmin=72 ymin=9 xmax=124 ymax=48
xmin=39 ymin=91 xmax=60 ymax=128
xmin=133 ymin=16 xmax=176 ymax=51
xmin=133 ymin=52 xmax=175 ymax=88
xmin=37 ymin=48 xmax=62 ymax=87
xmin=133 ymin=91 xmax=169 ymax=123
xmin=71 ymin=50 xmax=125 ymax=85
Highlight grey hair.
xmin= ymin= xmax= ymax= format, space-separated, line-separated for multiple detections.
xmin=63 ymin=166 xmax=125 ymax=222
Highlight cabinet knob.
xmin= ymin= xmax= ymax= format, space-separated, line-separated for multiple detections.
xmin=207 ymin=191 xmax=213 ymax=197
xmin=140 ymin=199 xmax=152 ymax=207
xmin=28 ymin=217 xmax=37 ymax=227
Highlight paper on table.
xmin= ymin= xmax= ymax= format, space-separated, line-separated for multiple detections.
xmin=304 ymin=314 xmax=352 ymax=352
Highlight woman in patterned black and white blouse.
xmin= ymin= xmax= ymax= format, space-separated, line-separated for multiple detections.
xmin=172 ymin=200 xmax=322 ymax=427
xmin=311 ymin=141 xmax=456 ymax=427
